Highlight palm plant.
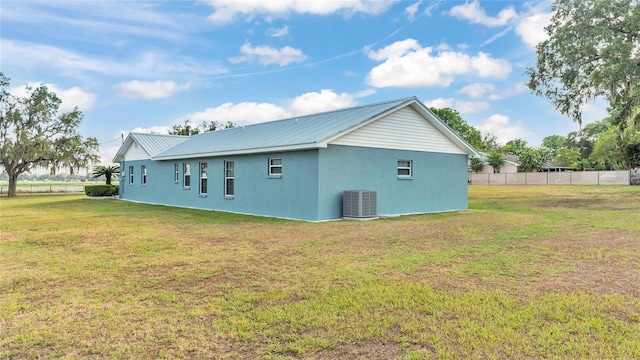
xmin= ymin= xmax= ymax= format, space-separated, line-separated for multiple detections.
xmin=486 ymin=151 xmax=506 ymax=173
xmin=92 ymin=165 xmax=120 ymax=185
xmin=469 ymin=157 xmax=485 ymax=173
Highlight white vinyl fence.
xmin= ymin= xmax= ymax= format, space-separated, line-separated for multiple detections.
xmin=0 ymin=184 xmax=87 ymax=195
xmin=469 ymin=170 xmax=631 ymax=186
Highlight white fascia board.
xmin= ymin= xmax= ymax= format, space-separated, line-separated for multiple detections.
xmin=112 ymin=135 xmax=135 ymax=163
xmin=151 ymin=142 xmax=324 ymax=161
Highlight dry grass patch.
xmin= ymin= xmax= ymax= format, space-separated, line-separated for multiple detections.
xmin=2 ymin=186 xmax=640 ymax=359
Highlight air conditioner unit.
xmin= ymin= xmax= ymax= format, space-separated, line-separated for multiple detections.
xmin=343 ymin=190 xmax=377 ymax=218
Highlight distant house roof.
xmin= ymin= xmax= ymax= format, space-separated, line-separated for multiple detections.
xmin=152 ymin=97 xmax=480 ymax=160
xmin=112 ymin=133 xmax=189 ymax=163
xmin=478 ymin=152 xmax=520 ymax=166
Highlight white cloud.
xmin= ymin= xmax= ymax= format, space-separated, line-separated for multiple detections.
xmin=354 ymin=89 xmax=376 ymax=98
xmin=172 ymin=89 xmax=358 ymax=126
xmin=10 ymin=82 xmax=96 ymax=111
xmin=424 ymin=97 xmax=489 ymax=114
xmin=289 ymin=89 xmax=356 ymax=116
xmin=229 ymin=42 xmax=307 ymax=66
xmin=448 ymin=0 xmax=517 ymax=27
xmin=1 ymin=39 xmax=227 ymax=79
xmin=459 ymin=82 xmax=495 ymax=99
xmin=488 ymin=83 xmax=528 ymax=100
xmin=475 ymin=114 xmax=533 ymax=143
xmin=266 ymin=25 xmax=289 ymax=37
xmin=205 ymin=0 xmax=395 ymax=24
xmin=176 ymin=102 xmax=291 ymax=126
xmin=117 ymin=80 xmax=191 ymax=99
xmin=405 ymin=1 xmax=422 ymax=21
xmin=366 ymin=38 xmax=512 ymax=88
xmin=515 ymin=11 xmax=551 ymax=48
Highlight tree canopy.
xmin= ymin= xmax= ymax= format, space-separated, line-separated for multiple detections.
xmin=430 ymin=107 xmax=486 ymax=151
xmin=527 ymin=0 xmax=640 ymax=128
xmin=170 ymin=120 xmax=236 ymax=136
xmin=0 ymin=73 xmax=99 ymax=197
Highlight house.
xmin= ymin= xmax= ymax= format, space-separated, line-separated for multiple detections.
xmin=112 ymin=97 xmax=480 ymax=221
xmin=475 ymin=153 xmax=519 ymax=174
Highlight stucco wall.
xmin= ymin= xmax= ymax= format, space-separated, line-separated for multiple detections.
xmin=119 ymin=145 xmax=470 ymax=221
xmin=317 ymin=145 xmax=469 ymax=220
xmin=120 ymin=150 xmax=320 ymax=220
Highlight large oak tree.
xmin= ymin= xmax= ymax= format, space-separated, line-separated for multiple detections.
xmin=527 ymin=0 xmax=640 ymax=128
xmin=0 ymin=73 xmax=99 ymax=197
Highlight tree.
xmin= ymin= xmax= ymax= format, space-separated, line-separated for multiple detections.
xmin=566 ymin=120 xmax=611 ymax=159
xmin=501 ymin=138 xmax=528 ymax=156
xmin=541 ymin=135 xmax=567 ymax=156
xmin=430 ymin=107 xmax=486 ymax=151
xmin=483 ymin=133 xmax=502 ymax=152
xmin=92 ymin=165 xmax=120 ymax=185
xmin=518 ymin=147 xmax=553 ymax=172
xmin=554 ymin=147 xmax=581 ymax=168
xmin=527 ymin=0 xmax=640 ymax=128
xmin=170 ymin=119 xmax=236 ymax=135
xmin=469 ymin=157 xmax=485 ymax=173
xmin=0 ymin=73 xmax=99 ymax=197
xmin=485 ymin=151 xmax=506 ymax=173
xmin=589 ymin=126 xmax=623 ymax=169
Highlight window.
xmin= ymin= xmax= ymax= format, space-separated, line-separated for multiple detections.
xmin=199 ymin=162 xmax=207 ymax=195
xmin=183 ymin=163 xmax=191 ymax=187
xmin=397 ymin=160 xmax=412 ymax=177
xmin=174 ymin=163 xmax=179 ymax=183
xmin=268 ymin=158 xmax=282 ymax=176
xmin=141 ymin=165 xmax=147 ymax=185
xmin=224 ymin=160 xmax=234 ymax=197
xmin=129 ymin=166 xmax=134 ymax=184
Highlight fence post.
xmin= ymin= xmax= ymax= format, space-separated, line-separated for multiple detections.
xmin=597 ymin=171 xmax=600 ymax=185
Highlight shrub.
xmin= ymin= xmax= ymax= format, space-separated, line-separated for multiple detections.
xmin=85 ymin=184 xmax=118 ymax=197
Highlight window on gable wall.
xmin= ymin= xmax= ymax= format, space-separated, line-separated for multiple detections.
xmin=174 ymin=163 xmax=179 ymax=183
xmin=269 ymin=158 xmax=282 ymax=176
xmin=199 ymin=162 xmax=207 ymax=195
xmin=141 ymin=165 xmax=147 ymax=185
xmin=183 ymin=163 xmax=191 ymax=187
xmin=397 ymin=160 xmax=412 ymax=178
xmin=129 ymin=166 xmax=134 ymax=184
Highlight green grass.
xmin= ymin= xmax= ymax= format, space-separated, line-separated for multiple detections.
xmin=2 ymin=186 xmax=640 ymax=359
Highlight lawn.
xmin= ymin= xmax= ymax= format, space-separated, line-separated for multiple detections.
xmin=1 ymin=186 xmax=639 ymax=359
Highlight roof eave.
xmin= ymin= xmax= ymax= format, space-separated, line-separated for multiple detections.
xmin=152 ymin=142 xmax=325 ymax=161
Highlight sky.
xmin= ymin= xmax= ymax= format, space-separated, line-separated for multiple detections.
xmin=1 ymin=0 xmax=610 ymax=166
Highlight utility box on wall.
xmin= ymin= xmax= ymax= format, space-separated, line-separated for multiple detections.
xmin=343 ymin=190 xmax=377 ymax=218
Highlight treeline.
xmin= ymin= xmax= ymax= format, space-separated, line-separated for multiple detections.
xmin=433 ymin=107 xmax=640 ymax=172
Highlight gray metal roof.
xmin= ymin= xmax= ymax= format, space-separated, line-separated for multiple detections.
xmin=112 ymin=133 xmax=189 ymax=162
xmin=153 ymin=97 xmax=424 ymax=160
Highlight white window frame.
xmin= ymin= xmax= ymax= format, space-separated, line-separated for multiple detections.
xmin=183 ymin=163 xmax=191 ymax=188
xmin=129 ymin=165 xmax=134 ymax=184
xmin=141 ymin=165 xmax=147 ymax=185
xmin=397 ymin=160 xmax=412 ymax=178
xmin=199 ymin=162 xmax=208 ymax=195
xmin=268 ymin=158 xmax=282 ymax=176
xmin=224 ymin=160 xmax=234 ymax=197
xmin=174 ymin=163 xmax=179 ymax=183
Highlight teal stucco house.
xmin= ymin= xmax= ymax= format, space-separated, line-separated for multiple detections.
xmin=112 ymin=97 xmax=480 ymax=221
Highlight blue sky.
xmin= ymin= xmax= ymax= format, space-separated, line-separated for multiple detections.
xmin=1 ymin=0 xmax=608 ymax=165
